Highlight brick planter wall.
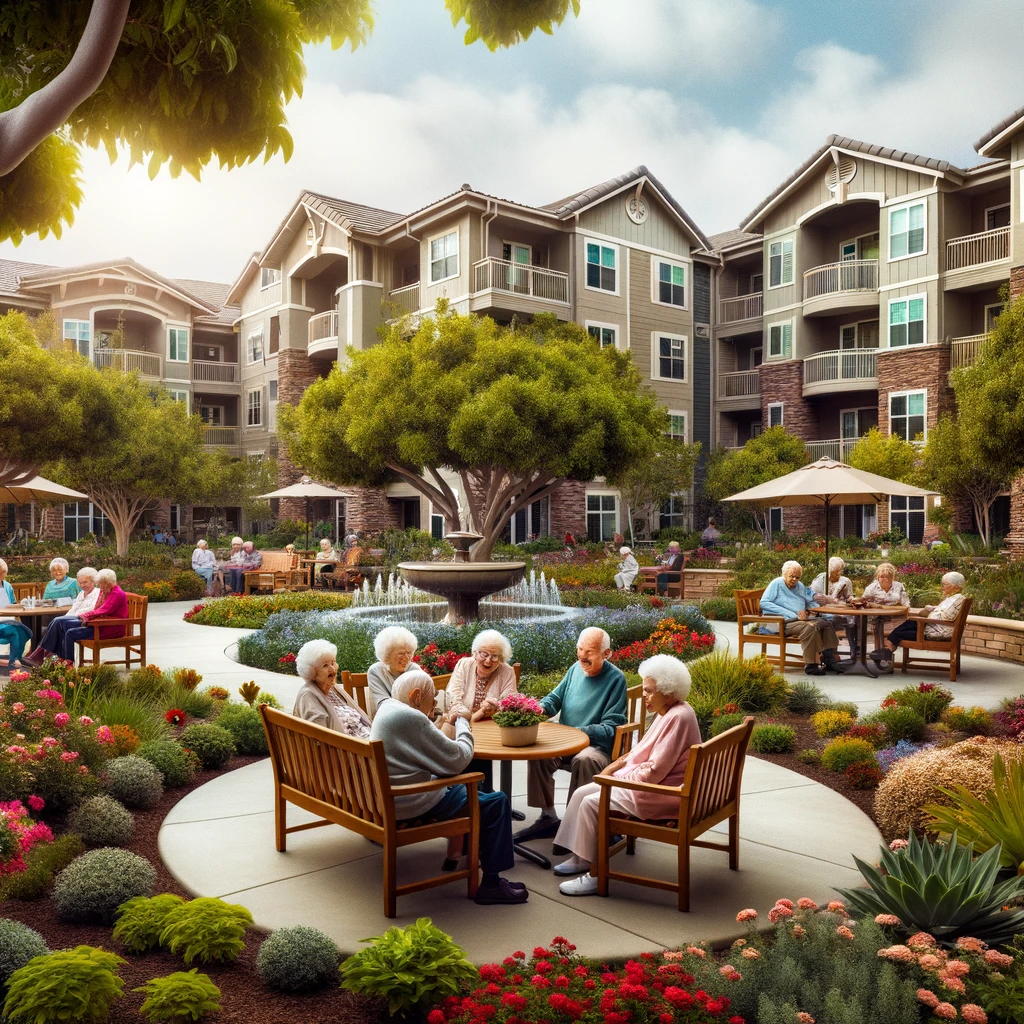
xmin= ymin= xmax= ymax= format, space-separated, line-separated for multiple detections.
xmin=683 ymin=568 xmax=734 ymax=599
xmin=960 ymin=615 xmax=1024 ymax=664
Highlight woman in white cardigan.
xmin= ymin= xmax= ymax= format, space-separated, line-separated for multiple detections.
xmin=292 ymin=639 xmax=371 ymax=738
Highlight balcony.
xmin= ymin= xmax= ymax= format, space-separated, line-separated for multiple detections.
xmin=802 ymin=348 xmax=878 ymax=396
xmin=717 ymin=370 xmax=760 ymax=410
xmin=94 ymin=348 xmax=161 ymax=378
xmin=307 ymin=310 xmax=339 ymax=357
xmin=805 ymin=438 xmax=856 ymax=463
xmin=202 ymin=426 xmax=240 ymax=448
xmin=192 ymin=360 xmax=238 ymax=386
xmin=802 ymin=259 xmax=878 ymax=318
xmin=717 ymin=293 xmax=762 ymax=332
xmin=944 ymin=226 xmax=1010 ymax=290
xmin=470 ymin=257 xmax=570 ymax=318
xmin=950 ymin=334 xmax=987 ymax=370
xmin=386 ymin=283 xmax=420 ymax=317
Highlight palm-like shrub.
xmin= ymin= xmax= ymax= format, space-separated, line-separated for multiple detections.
xmin=786 ymin=680 xmax=829 ymax=715
xmin=3 ymin=946 xmax=125 ymax=1023
xmin=67 ymin=795 xmax=134 ymax=848
xmin=0 ymin=920 xmax=48 ymax=989
xmin=256 ymin=926 xmax=340 ymax=992
xmin=53 ymin=848 xmax=156 ymax=924
xmin=134 ymin=970 xmax=222 ymax=1022
xmin=104 ymin=756 xmax=164 ymax=810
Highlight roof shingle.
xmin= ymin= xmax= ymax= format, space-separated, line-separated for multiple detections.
xmin=974 ymin=103 xmax=1024 ymax=155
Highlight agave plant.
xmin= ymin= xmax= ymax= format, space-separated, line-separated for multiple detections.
xmin=835 ymin=830 xmax=1024 ymax=946
xmin=924 ymin=753 xmax=1024 ymax=876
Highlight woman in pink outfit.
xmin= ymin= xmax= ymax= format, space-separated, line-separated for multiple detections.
xmin=554 ymin=652 xmax=701 ymax=896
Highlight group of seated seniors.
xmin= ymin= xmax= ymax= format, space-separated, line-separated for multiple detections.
xmin=760 ymin=560 xmax=842 ymax=676
xmin=811 ymin=556 xmax=858 ymax=661
xmin=222 ymin=539 xmax=262 ymax=594
xmin=367 ymin=626 xmax=419 ymax=716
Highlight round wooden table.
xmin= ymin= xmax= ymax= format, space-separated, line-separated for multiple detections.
xmin=471 ymin=719 xmax=589 ymax=868
xmin=4 ymin=604 xmax=66 ymax=648
xmin=812 ymin=603 xmax=909 ymax=677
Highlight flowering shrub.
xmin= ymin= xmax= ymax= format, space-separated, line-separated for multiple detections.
xmin=940 ymin=706 xmax=992 ymax=735
xmin=491 ymin=694 xmax=545 ymax=729
xmin=687 ymin=547 xmax=723 ymax=569
xmin=994 ymin=696 xmax=1024 ymax=740
xmin=845 ymin=760 xmax=883 ymax=790
xmin=415 ymin=644 xmax=471 ymax=676
xmin=876 ymin=740 xmax=934 ymax=774
xmin=183 ymin=592 xmax=353 ymax=629
xmin=885 ymin=683 xmax=954 ymax=724
xmin=811 ymin=709 xmax=856 ymax=738
xmin=164 ymin=709 xmax=187 ymax=727
xmin=843 ymin=723 xmax=888 ymax=749
xmin=0 ymin=800 xmax=53 ymax=875
xmin=427 ymin=937 xmax=745 ymax=1024
xmin=609 ymin=617 xmax=716 ymax=671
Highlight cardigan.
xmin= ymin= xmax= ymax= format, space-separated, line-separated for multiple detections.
xmin=366 ymin=661 xmax=398 ymax=717
xmin=292 ymin=682 xmax=370 ymax=736
xmin=541 ymin=661 xmax=627 ymax=757
xmin=445 ymin=658 xmax=517 ymax=719
xmin=44 ymin=577 xmax=80 ymax=601
xmin=80 ymin=586 xmax=129 ymax=639
xmin=65 ymin=586 xmax=101 ymax=618
xmin=760 ymin=576 xmax=819 ymax=621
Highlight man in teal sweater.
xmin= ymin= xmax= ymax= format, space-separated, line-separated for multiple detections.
xmin=514 ymin=626 xmax=627 ymax=844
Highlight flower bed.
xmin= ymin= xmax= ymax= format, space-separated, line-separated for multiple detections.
xmin=183 ymin=592 xmax=353 ymax=629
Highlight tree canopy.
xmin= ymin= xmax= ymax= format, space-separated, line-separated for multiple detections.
xmin=194 ymin=449 xmax=277 ymax=535
xmin=279 ymin=305 xmax=667 ymax=560
xmin=0 ymin=0 xmax=579 ymax=242
xmin=846 ymin=427 xmax=919 ymax=484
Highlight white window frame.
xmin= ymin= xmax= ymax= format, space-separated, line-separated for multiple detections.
xmin=652 ymin=332 xmax=687 ymax=383
xmin=167 ymin=325 xmax=189 ymax=363
xmin=583 ymin=238 xmax=619 ymax=296
xmin=199 ymin=405 xmax=224 ymax=426
xmin=767 ymin=319 xmax=793 ymax=360
xmin=667 ymin=411 xmax=688 ymax=442
xmin=887 ymin=294 xmax=926 ymax=348
xmin=888 ymin=389 xmax=927 ymax=444
xmin=749 ymin=346 xmax=763 ymax=369
xmin=585 ymin=491 xmax=619 ymax=543
xmin=768 ymin=238 xmax=794 ymax=288
xmin=428 ymin=229 xmax=460 ymax=284
xmin=247 ymin=388 xmax=263 ymax=428
xmin=984 ymin=203 xmax=1011 ymax=231
xmin=168 ymin=389 xmax=189 ymax=405
xmin=260 ymin=267 xmax=281 ymax=290
xmin=63 ymin=319 xmax=91 ymax=358
xmin=889 ymin=494 xmax=926 ymax=543
xmin=888 ymin=199 xmax=927 ymax=261
xmin=246 ymin=326 xmax=264 ymax=365
xmin=984 ymin=302 xmax=1006 ymax=332
xmin=767 ymin=402 xmax=784 ymax=428
xmin=268 ymin=379 xmax=278 ymax=431
xmin=585 ymin=320 xmax=619 ymax=350
xmin=660 ymin=493 xmax=690 ymax=531
xmin=651 ymin=258 xmax=687 ymax=309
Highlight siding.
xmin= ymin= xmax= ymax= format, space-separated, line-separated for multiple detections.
xmin=421 ymin=214 xmax=472 ymax=308
xmin=577 ymin=192 xmax=691 ymax=256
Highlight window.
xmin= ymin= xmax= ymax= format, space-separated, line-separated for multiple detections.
xmin=889 ymin=201 xmax=926 ymax=259
xmin=767 ymin=320 xmax=792 ymax=359
xmin=199 ymin=405 xmax=223 ymax=426
xmin=750 ymin=272 xmax=764 ymax=293
xmin=247 ymin=327 xmax=264 ymax=364
xmin=660 ymin=494 xmax=690 ymax=531
xmin=889 ymin=390 xmax=926 ymax=443
xmin=169 ymin=389 xmax=189 ymax=405
xmin=667 ymin=412 xmax=687 ymax=441
xmin=509 ymin=497 xmax=550 ymax=544
xmin=63 ymin=320 xmax=90 ymax=358
xmin=260 ymin=267 xmax=281 ymax=290
xmin=63 ymin=502 xmax=111 ymax=543
xmin=429 ymin=231 xmax=459 ymax=283
xmin=167 ymin=326 xmax=189 ymax=363
xmin=585 ymin=241 xmax=617 ymax=292
xmin=890 ymin=495 xmax=925 ymax=544
xmin=586 ymin=322 xmax=618 ymax=349
xmin=430 ymin=510 xmax=446 ymax=541
xmin=768 ymin=238 xmax=793 ymax=287
xmin=986 ymin=204 xmax=1011 ymax=230
xmin=247 ymin=388 xmax=262 ymax=427
xmin=985 ymin=303 xmax=1006 ymax=332
xmin=750 ymin=346 xmax=763 ymax=368
xmin=655 ymin=334 xmax=686 ymax=381
xmin=888 ymin=296 xmax=925 ymax=347
xmin=654 ymin=260 xmax=686 ymax=307
xmin=768 ymin=403 xmax=784 ymax=428
xmin=169 ymin=505 xmax=181 ymax=532
xmin=586 ymin=494 xmax=617 ymax=543
xmin=769 ymin=507 xmax=783 ymax=534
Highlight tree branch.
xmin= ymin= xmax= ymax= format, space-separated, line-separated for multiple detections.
xmin=0 ymin=0 xmax=131 ymax=176
xmin=386 ymin=463 xmax=458 ymax=523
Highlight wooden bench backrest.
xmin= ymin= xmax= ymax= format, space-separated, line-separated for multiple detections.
xmin=250 ymin=551 xmax=292 ymax=574
xmin=949 ymin=597 xmax=973 ymax=645
xmin=126 ymin=593 xmax=148 ymax=626
xmin=12 ymin=582 xmax=44 ymax=601
xmin=260 ymin=704 xmax=390 ymax=827
xmin=734 ymin=588 xmax=766 ymax=620
xmin=680 ymin=716 xmax=754 ymax=836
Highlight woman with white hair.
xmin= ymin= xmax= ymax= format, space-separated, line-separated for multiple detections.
xmin=862 ymin=562 xmax=909 ymax=649
xmin=811 ymin=556 xmax=857 ymax=661
xmin=870 ymin=571 xmax=966 ymax=672
xmin=43 ymin=557 xmax=80 ymax=601
xmin=292 ymin=639 xmax=371 ymax=737
xmin=191 ymin=539 xmax=217 ymax=594
xmin=614 ymin=546 xmax=639 ymax=591
xmin=0 ymin=557 xmax=34 ymax=673
xmin=367 ymin=625 xmax=419 ymax=715
xmin=554 ymin=653 xmax=701 ymax=896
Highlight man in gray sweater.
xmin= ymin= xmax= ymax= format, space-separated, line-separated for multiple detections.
xmin=369 ymin=669 xmax=527 ymax=905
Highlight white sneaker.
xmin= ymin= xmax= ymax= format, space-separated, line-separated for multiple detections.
xmin=559 ymin=874 xmax=599 ymax=896
xmin=553 ymin=856 xmax=590 ymax=876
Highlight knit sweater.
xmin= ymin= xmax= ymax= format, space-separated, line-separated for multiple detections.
xmin=760 ymin=576 xmax=819 ymax=621
xmin=540 ymin=662 xmax=627 ymax=757
xmin=369 ymin=700 xmax=474 ymax=818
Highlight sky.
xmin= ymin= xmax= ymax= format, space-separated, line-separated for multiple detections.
xmin=2 ymin=0 xmax=1022 ymax=286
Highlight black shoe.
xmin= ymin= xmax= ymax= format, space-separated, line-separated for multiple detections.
xmin=475 ymin=878 xmax=529 ymax=905
xmin=510 ymin=808 xmax=526 ymax=822
xmin=513 ymin=816 xmax=560 ymax=843
xmin=824 ymin=662 xmax=846 ymax=674
xmin=804 ymin=665 xmax=824 ymax=676
xmin=442 ymin=857 xmax=461 ymax=872
xmin=552 ymin=842 xmax=569 ymax=856
xmin=869 ymin=649 xmax=887 ymax=662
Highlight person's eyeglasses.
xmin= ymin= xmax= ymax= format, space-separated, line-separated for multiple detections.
xmin=475 ymin=651 xmax=500 ymax=663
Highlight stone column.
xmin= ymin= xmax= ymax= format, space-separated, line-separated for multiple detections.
xmin=38 ymin=505 xmax=63 ymax=540
xmin=275 ymin=347 xmax=322 ymax=521
xmin=549 ymin=480 xmax=587 ymax=541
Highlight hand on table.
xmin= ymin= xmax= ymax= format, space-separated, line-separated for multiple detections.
xmin=797 ymin=609 xmax=808 ymax=621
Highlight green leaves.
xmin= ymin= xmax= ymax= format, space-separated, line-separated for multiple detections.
xmin=134 ymin=969 xmax=222 ymax=1022
xmin=446 ymin=0 xmax=580 ymax=49
xmin=846 ymin=427 xmax=919 ymax=484
xmin=163 ymin=0 xmax=187 ymax=33
xmin=158 ymin=897 xmax=253 ymax=965
xmin=4 ymin=945 xmax=126 ymax=1024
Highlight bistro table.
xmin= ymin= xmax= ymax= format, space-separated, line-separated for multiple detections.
xmin=812 ymin=603 xmax=909 ymax=677
xmin=471 ymin=719 xmax=589 ymax=869
xmin=3 ymin=603 xmax=66 ymax=648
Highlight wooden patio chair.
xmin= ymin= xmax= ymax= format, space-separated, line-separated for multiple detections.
xmin=75 ymin=592 xmax=148 ymax=669
xmin=898 ymin=597 xmax=974 ymax=682
xmin=259 ymin=705 xmax=482 ymax=918
xmin=595 ymin=716 xmax=754 ymax=911
xmin=611 ymin=683 xmax=648 ymax=760
xmin=734 ymin=588 xmax=805 ymax=673
xmin=12 ymin=582 xmax=44 ymax=601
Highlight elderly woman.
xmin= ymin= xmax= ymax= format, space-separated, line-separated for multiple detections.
xmin=811 ymin=556 xmax=858 ymax=661
xmin=367 ymin=625 xmax=419 ymax=715
xmin=23 ymin=567 xmax=102 ymax=666
xmin=191 ymin=539 xmax=217 ymax=594
xmin=862 ymin=562 xmax=909 ymax=648
xmin=217 ymin=537 xmax=245 ymax=593
xmin=292 ymin=639 xmax=371 ymax=737
xmin=554 ymin=654 xmax=701 ymax=896
xmin=760 ymin=560 xmax=841 ymax=675
xmin=0 ymin=558 xmax=33 ymax=672
xmin=313 ymin=537 xmax=341 ymax=585
xmin=614 ymin=546 xmax=639 ymax=591
xmin=870 ymin=571 xmax=966 ymax=672
xmin=44 ymin=558 xmax=80 ymax=602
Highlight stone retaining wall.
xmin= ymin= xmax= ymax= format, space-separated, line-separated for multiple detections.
xmin=961 ymin=615 xmax=1024 ymax=664
xmin=683 ymin=568 xmax=732 ymax=599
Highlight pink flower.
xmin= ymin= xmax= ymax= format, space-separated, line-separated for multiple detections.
xmin=40 ymin=736 xmax=58 ymax=748
xmin=939 ymin=975 xmax=966 ymax=994
xmin=736 ymin=909 xmax=757 ymax=923
xmin=889 ymin=838 xmax=909 ymax=851
xmin=792 ymin=925 xmax=806 ymax=938
xmin=908 ymin=932 xmax=937 ymax=949
xmin=11 ymin=703 xmax=25 ymax=714
xmin=26 ymin=795 xmax=44 ymax=812
xmin=984 ymin=950 xmax=1013 ymax=969
xmin=60 ymin=751 xmax=79 ymax=762
xmin=719 ymin=964 xmax=736 ymax=976
xmin=686 ymin=946 xmax=706 ymax=957
xmin=8 ymin=671 xmax=29 ymax=683
xmin=34 ymin=689 xmax=62 ymax=702
xmin=768 ymin=905 xmax=793 ymax=923
xmin=919 ymin=955 xmax=944 ymax=971
xmin=944 ymin=960 xmax=970 ymax=978
xmin=878 ymin=946 xmax=916 ymax=964
xmin=933 ymin=1003 xmax=957 ymax=1020
xmin=775 ymin=898 xmax=794 ymax=909
xmin=956 ymin=937 xmax=986 ymax=953
xmin=78 ymin=716 xmax=93 ymax=726
xmin=96 ymin=726 xmax=113 ymax=743
xmin=961 ymin=1005 xmax=987 ymax=1024
xmin=836 ymin=926 xmax=855 ymax=940
xmin=53 ymin=712 xmax=70 ymax=728
xmin=741 ymin=948 xmax=759 ymax=960
xmin=874 ymin=914 xmax=902 ymax=927
xmin=661 ymin=951 xmax=684 ymax=961
xmin=796 ymin=898 xmax=818 ymax=910
xmin=917 ymin=989 xmax=940 ymax=1009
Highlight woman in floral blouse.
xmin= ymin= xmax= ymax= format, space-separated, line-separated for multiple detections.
xmin=862 ymin=562 xmax=909 ymax=648
xmin=292 ymin=639 xmax=371 ymax=738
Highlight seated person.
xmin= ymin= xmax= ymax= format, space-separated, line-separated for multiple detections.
xmin=370 ymin=669 xmax=527 ymax=905
xmin=656 ymin=541 xmax=685 ymax=595
xmin=862 ymin=561 xmax=909 ymax=647
xmin=554 ymin=653 xmax=701 ymax=895
xmin=292 ymin=639 xmax=371 ymax=737
xmin=342 ymin=536 xmax=362 ymax=580
xmin=28 ymin=569 xmax=127 ymax=664
xmin=44 ymin=558 xmax=81 ymax=602
xmin=0 ymin=557 xmax=34 ymax=672
xmin=191 ymin=539 xmax=217 ymax=593
xmin=23 ymin=567 xmax=102 ymax=666
xmin=284 ymin=543 xmax=298 ymax=568
xmin=367 ymin=625 xmax=418 ymax=715
xmin=313 ymin=537 xmax=341 ymax=583
xmin=871 ymin=571 xmax=966 ymax=672
xmin=153 ymin=530 xmax=166 ymax=544
xmin=614 ymin=546 xmax=638 ymax=591
xmin=227 ymin=540 xmax=262 ymax=593
xmin=514 ymin=627 xmax=627 ymax=843
xmin=810 ymin=556 xmax=858 ymax=660
xmin=701 ymin=517 xmax=721 ymax=548
xmin=760 ymin=560 xmax=841 ymax=676
xmin=166 ymin=532 xmax=178 ymax=547
xmin=219 ymin=537 xmax=245 ymax=593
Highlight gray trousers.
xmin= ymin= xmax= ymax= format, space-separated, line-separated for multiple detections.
xmin=526 ymin=745 xmax=610 ymax=809
xmin=783 ymin=619 xmax=839 ymax=663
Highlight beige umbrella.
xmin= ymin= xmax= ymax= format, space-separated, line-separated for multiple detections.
xmin=0 ymin=475 xmax=89 ymax=504
xmin=258 ymin=476 xmax=355 ymax=550
xmin=721 ymin=457 xmax=935 ymax=564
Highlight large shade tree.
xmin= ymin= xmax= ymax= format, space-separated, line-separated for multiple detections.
xmin=280 ymin=307 xmax=666 ymax=561
xmin=0 ymin=0 xmax=579 ymax=242
xmin=194 ymin=449 xmax=277 ymax=537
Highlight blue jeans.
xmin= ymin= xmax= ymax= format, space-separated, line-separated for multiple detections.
xmin=657 ymin=572 xmax=681 ymax=594
xmin=195 ymin=567 xmax=214 ymax=590
xmin=413 ymin=785 xmax=513 ymax=876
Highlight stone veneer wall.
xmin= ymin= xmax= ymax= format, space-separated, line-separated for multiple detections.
xmin=39 ymin=506 xmax=62 ymax=540
xmin=1006 ymin=267 xmax=1024 ymax=559
xmin=549 ymin=480 xmax=587 ymax=540
xmin=275 ymin=348 xmax=326 ymax=522
xmin=876 ymin=345 xmax=955 ymax=436
xmin=960 ymin=615 xmax=1024 ymax=665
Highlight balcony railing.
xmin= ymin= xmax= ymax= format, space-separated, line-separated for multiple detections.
xmin=308 ymin=310 xmax=339 ymax=347
xmin=473 ymin=257 xmax=569 ymax=304
xmin=806 ymin=438 xmax=856 ymax=463
xmin=718 ymin=293 xmax=762 ymax=323
xmin=803 ymin=259 xmax=878 ymax=299
xmin=946 ymin=226 xmax=1010 ymax=270
xmin=241 ymin=280 xmax=282 ymax=316
xmin=386 ymin=283 xmax=420 ymax=316
xmin=718 ymin=370 xmax=760 ymax=398
xmin=203 ymin=426 xmax=239 ymax=447
xmin=94 ymin=348 xmax=161 ymax=377
xmin=803 ymin=348 xmax=879 ymax=387
xmin=192 ymin=360 xmax=237 ymax=384
xmin=950 ymin=334 xmax=987 ymax=370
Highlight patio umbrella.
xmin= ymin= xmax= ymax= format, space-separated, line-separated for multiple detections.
xmin=258 ymin=477 xmax=355 ymax=550
xmin=721 ymin=457 xmax=935 ymax=565
xmin=0 ymin=475 xmax=89 ymax=504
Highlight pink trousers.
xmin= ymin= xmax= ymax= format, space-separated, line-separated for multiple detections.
xmin=552 ymin=781 xmax=638 ymax=864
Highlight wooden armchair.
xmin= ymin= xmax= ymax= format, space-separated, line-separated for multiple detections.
xmin=75 ymin=593 xmax=148 ymax=669
xmin=636 ymin=556 xmax=688 ymax=599
xmin=898 ymin=597 xmax=973 ymax=682
xmin=735 ymin=588 xmax=805 ymax=673
xmin=12 ymin=582 xmax=44 ymax=601
xmin=595 ymin=716 xmax=754 ymax=911
xmin=611 ymin=683 xmax=648 ymax=760
xmin=259 ymin=706 xmax=481 ymax=918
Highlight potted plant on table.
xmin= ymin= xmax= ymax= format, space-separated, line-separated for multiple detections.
xmin=492 ymin=693 xmax=545 ymax=747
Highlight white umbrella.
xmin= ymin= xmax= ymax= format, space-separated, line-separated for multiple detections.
xmin=258 ymin=477 xmax=355 ymax=550
xmin=0 ymin=475 xmax=90 ymax=504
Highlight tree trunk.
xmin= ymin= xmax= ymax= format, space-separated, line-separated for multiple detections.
xmin=0 ymin=460 xmax=41 ymax=488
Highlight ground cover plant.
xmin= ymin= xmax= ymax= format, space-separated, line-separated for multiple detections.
xmin=182 ymin=591 xmax=353 ymax=629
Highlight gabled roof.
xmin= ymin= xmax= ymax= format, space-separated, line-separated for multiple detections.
xmin=975 ymin=103 xmax=1024 ymax=157
xmin=302 ymin=191 xmax=404 ymax=233
xmin=741 ymin=134 xmax=965 ymax=231
xmin=702 ymin=229 xmax=762 ymax=254
xmin=173 ymin=278 xmax=238 ymax=327
xmin=0 ymin=258 xmax=58 ymax=299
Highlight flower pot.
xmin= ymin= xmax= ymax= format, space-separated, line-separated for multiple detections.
xmin=498 ymin=724 xmax=539 ymax=747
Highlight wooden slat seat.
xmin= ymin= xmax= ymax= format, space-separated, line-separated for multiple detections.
xmin=75 ymin=592 xmax=148 ymax=669
xmin=259 ymin=705 xmax=482 ymax=918
xmin=735 ymin=588 xmax=806 ymax=673
xmin=595 ymin=716 xmax=754 ymax=911
xmin=243 ymin=552 xmax=294 ymax=594
xmin=898 ymin=597 xmax=973 ymax=682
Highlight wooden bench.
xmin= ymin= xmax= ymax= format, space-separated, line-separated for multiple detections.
xmin=259 ymin=705 xmax=482 ymax=918
xmin=595 ymin=716 xmax=754 ymax=911
xmin=75 ymin=592 xmax=148 ymax=669
xmin=12 ymin=582 xmax=44 ymax=601
xmin=898 ymin=597 xmax=973 ymax=682
xmin=636 ymin=556 xmax=688 ymax=599
xmin=735 ymin=588 xmax=806 ymax=673
xmin=243 ymin=552 xmax=298 ymax=594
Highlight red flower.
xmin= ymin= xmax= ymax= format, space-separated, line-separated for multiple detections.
xmin=164 ymin=708 xmax=186 ymax=726
xmin=279 ymin=652 xmax=296 ymax=664
xmin=427 ymin=1012 xmax=445 ymax=1024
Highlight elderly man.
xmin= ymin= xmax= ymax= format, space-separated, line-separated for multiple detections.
xmin=760 ymin=560 xmax=841 ymax=676
xmin=370 ymin=669 xmax=528 ymax=905
xmin=514 ymin=626 xmax=627 ymax=845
